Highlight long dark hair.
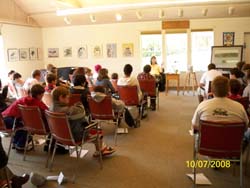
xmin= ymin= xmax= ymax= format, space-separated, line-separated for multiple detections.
xmin=150 ymin=56 xmax=157 ymax=65
xmin=97 ymin=68 xmax=109 ymax=81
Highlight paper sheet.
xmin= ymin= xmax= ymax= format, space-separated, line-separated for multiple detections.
xmin=70 ymin=149 xmax=88 ymax=158
xmin=117 ymin=128 xmax=128 ymax=134
xmin=34 ymin=139 xmax=46 ymax=145
xmin=186 ymin=173 xmax=212 ymax=185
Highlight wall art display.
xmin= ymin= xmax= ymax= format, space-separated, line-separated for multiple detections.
xmin=37 ymin=48 xmax=43 ymax=60
xmin=77 ymin=45 xmax=88 ymax=59
xmin=48 ymin=48 xmax=59 ymax=58
xmin=106 ymin=43 xmax=117 ymax=58
xmin=122 ymin=43 xmax=134 ymax=57
xmin=92 ymin=45 xmax=103 ymax=58
xmin=211 ymin=45 xmax=243 ymax=69
xmin=19 ymin=48 xmax=29 ymax=61
xmin=63 ymin=47 xmax=72 ymax=57
xmin=7 ymin=48 xmax=19 ymax=62
xmin=223 ymin=32 xmax=235 ymax=46
xmin=29 ymin=48 xmax=37 ymax=60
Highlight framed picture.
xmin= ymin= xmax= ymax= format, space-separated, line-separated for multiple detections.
xmin=92 ymin=45 xmax=103 ymax=58
xmin=19 ymin=48 xmax=29 ymax=61
xmin=223 ymin=32 xmax=235 ymax=46
xmin=63 ymin=47 xmax=72 ymax=57
xmin=7 ymin=48 xmax=19 ymax=62
xmin=211 ymin=45 xmax=243 ymax=69
xmin=29 ymin=48 xmax=37 ymax=60
xmin=48 ymin=48 xmax=59 ymax=58
xmin=122 ymin=43 xmax=134 ymax=57
xmin=77 ymin=45 xmax=88 ymax=59
xmin=37 ymin=48 xmax=43 ymax=60
xmin=106 ymin=43 xmax=117 ymax=58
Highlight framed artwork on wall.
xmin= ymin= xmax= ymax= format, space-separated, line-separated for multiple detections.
xmin=7 ymin=48 xmax=19 ymax=62
xmin=77 ymin=45 xmax=88 ymax=59
xmin=92 ymin=45 xmax=103 ymax=58
xmin=19 ymin=48 xmax=29 ymax=61
xmin=37 ymin=48 xmax=43 ymax=60
xmin=122 ymin=43 xmax=134 ymax=57
xmin=106 ymin=43 xmax=117 ymax=58
xmin=48 ymin=48 xmax=59 ymax=58
xmin=223 ymin=32 xmax=235 ymax=46
xmin=29 ymin=48 xmax=37 ymax=60
xmin=63 ymin=47 xmax=72 ymax=57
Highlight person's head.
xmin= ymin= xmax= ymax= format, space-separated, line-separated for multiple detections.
xmin=46 ymin=64 xmax=57 ymax=74
xmin=30 ymin=84 xmax=45 ymax=100
xmin=208 ymin=63 xmax=216 ymax=71
xmin=32 ymin=70 xmax=41 ymax=80
xmin=72 ymin=67 xmax=85 ymax=82
xmin=94 ymin=64 xmax=102 ymax=73
xmin=73 ymin=74 xmax=87 ymax=87
xmin=143 ymin=65 xmax=151 ymax=74
xmin=46 ymin=74 xmax=56 ymax=84
xmin=242 ymin=64 xmax=250 ymax=72
xmin=13 ymin=72 xmax=22 ymax=81
xmin=94 ymin=85 xmax=105 ymax=93
xmin=8 ymin=70 xmax=15 ymax=80
xmin=97 ymin=68 xmax=109 ymax=81
xmin=229 ymin=79 xmax=241 ymax=95
xmin=51 ymin=86 xmax=70 ymax=104
xmin=236 ymin=61 xmax=245 ymax=71
xmin=150 ymin=56 xmax=157 ymax=65
xmin=211 ymin=76 xmax=229 ymax=97
xmin=84 ymin=68 xmax=92 ymax=76
xmin=123 ymin=64 xmax=133 ymax=77
xmin=230 ymin=68 xmax=242 ymax=79
xmin=111 ymin=73 xmax=118 ymax=80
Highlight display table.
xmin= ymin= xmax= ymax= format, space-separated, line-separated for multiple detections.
xmin=165 ymin=73 xmax=180 ymax=96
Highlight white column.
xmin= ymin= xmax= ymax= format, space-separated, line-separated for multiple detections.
xmin=161 ymin=30 xmax=166 ymax=71
xmin=187 ymin=29 xmax=192 ymax=69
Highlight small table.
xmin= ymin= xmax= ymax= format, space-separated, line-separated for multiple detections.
xmin=165 ymin=73 xmax=180 ymax=95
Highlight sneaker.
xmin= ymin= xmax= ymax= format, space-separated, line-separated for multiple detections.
xmin=93 ymin=146 xmax=116 ymax=157
xmin=11 ymin=174 xmax=30 ymax=188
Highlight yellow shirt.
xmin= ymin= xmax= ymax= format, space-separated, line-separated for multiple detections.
xmin=150 ymin=64 xmax=161 ymax=75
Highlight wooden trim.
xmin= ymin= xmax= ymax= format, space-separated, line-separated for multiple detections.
xmin=191 ymin=29 xmax=213 ymax=32
xmin=165 ymin=29 xmax=187 ymax=34
xmin=162 ymin=20 xmax=190 ymax=29
xmin=141 ymin=31 xmax=161 ymax=35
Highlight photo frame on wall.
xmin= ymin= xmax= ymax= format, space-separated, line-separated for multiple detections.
xmin=122 ymin=43 xmax=134 ymax=57
xmin=48 ymin=48 xmax=59 ymax=58
xmin=29 ymin=48 xmax=37 ymax=60
xmin=63 ymin=47 xmax=72 ymax=57
xmin=92 ymin=45 xmax=103 ymax=58
xmin=7 ymin=48 xmax=19 ymax=62
xmin=19 ymin=48 xmax=29 ymax=61
xmin=223 ymin=32 xmax=235 ymax=46
xmin=37 ymin=48 xmax=43 ymax=60
xmin=77 ymin=45 xmax=88 ymax=59
xmin=106 ymin=43 xmax=117 ymax=58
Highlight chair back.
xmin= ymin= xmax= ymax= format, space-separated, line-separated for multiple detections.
xmin=117 ymin=85 xmax=139 ymax=106
xmin=42 ymin=92 xmax=53 ymax=108
xmin=198 ymin=120 xmax=246 ymax=158
xmin=0 ymin=113 xmax=6 ymax=131
xmin=45 ymin=110 xmax=75 ymax=146
xmin=233 ymin=97 xmax=249 ymax=112
xmin=18 ymin=105 xmax=47 ymax=135
xmin=68 ymin=94 xmax=81 ymax=106
xmin=138 ymin=79 xmax=156 ymax=96
xmin=87 ymin=95 xmax=113 ymax=120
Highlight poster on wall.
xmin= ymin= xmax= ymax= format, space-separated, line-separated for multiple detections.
xmin=92 ymin=45 xmax=103 ymax=58
xmin=7 ymin=48 xmax=19 ymax=62
xmin=19 ymin=48 xmax=29 ymax=61
xmin=223 ymin=32 xmax=235 ymax=46
xmin=29 ymin=48 xmax=37 ymax=60
xmin=37 ymin=48 xmax=43 ymax=60
xmin=106 ymin=43 xmax=117 ymax=58
xmin=63 ymin=47 xmax=72 ymax=57
xmin=77 ymin=45 xmax=88 ymax=59
xmin=122 ymin=43 xmax=134 ymax=57
xmin=48 ymin=48 xmax=59 ymax=58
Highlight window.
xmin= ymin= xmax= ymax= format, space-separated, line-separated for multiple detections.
xmin=191 ymin=31 xmax=214 ymax=71
xmin=141 ymin=34 xmax=162 ymax=68
xmin=166 ymin=33 xmax=187 ymax=73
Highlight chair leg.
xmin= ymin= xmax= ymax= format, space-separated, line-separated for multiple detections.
xmin=45 ymin=136 xmax=53 ymax=168
xmin=240 ymin=153 xmax=243 ymax=188
xmin=49 ymin=140 xmax=57 ymax=171
xmin=193 ymin=134 xmax=197 ymax=188
xmin=97 ymin=133 xmax=103 ymax=170
xmin=7 ymin=132 xmax=14 ymax=158
xmin=114 ymin=119 xmax=118 ymax=146
xmin=23 ymin=132 xmax=30 ymax=161
xmin=245 ymin=144 xmax=250 ymax=176
xmin=4 ymin=167 xmax=12 ymax=188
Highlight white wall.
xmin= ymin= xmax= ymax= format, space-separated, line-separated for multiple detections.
xmin=1 ymin=24 xmax=44 ymax=82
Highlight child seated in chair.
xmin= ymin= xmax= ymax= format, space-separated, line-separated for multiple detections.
xmin=50 ymin=86 xmax=115 ymax=157
xmin=45 ymin=74 xmax=57 ymax=93
xmin=228 ymin=79 xmax=242 ymax=100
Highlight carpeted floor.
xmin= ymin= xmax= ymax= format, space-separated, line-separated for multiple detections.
xmin=2 ymin=92 xmax=250 ymax=188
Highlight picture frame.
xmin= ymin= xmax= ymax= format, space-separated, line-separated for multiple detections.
xmin=37 ymin=48 xmax=43 ymax=60
xmin=211 ymin=45 xmax=243 ymax=69
xmin=92 ymin=45 xmax=103 ymax=58
xmin=106 ymin=43 xmax=117 ymax=58
xmin=223 ymin=32 xmax=235 ymax=46
xmin=122 ymin=43 xmax=134 ymax=57
xmin=29 ymin=48 xmax=37 ymax=60
xmin=7 ymin=48 xmax=19 ymax=62
xmin=48 ymin=48 xmax=59 ymax=58
xmin=63 ymin=47 xmax=72 ymax=57
xmin=19 ymin=48 xmax=29 ymax=61
xmin=77 ymin=45 xmax=88 ymax=59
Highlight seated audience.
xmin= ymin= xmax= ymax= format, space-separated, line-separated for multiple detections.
xmin=0 ymin=86 xmax=8 ymax=112
xmin=45 ymin=74 xmax=57 ymax=93
xmin=13 ymin=72 xmax=25 ymax=98
xmin=50 ymin=86 xmax=115 ymax=157
xmin=2 ymin=84 xmax=48 ymax=150
xmin=46 ymin=64 xmax=57 ymax=75
xmin=243 ymin=69 xmax=250 ymax=102
xmin=0 ymin=137 xmax=29 ymax=188
xmin=228 ymin=79 xmax=242 ymax=100
xmin=23 ymin=70 xmax=41 ymax=92
xmin=111 ymin=73 xmax=119 ymax=92
xmin=230 ymin=68 xmax=244 ymax=85
xmin=95 ymin=68 xmax=115 ymax=94
xmin=137 ymin=65 xmax=156 ymax=110
xmin=7 ymin=70 xmax=17 ymax=98
xmin=192 ymin=76 xmax=250 ymax=147
xmin=93 ymin=64 xmax=102 ymax=80
xmin=85 ymin=67 xmax=94 ymax=87
xmin=118 ymin=64 xmax=142 ymax=100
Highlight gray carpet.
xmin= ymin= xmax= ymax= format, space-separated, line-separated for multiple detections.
xmin=2 ymin=92 xmax=250 ymax=188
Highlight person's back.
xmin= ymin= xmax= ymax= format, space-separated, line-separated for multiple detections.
xmin=228 ymin=79 xmax=242 ymax=100
xmin=23 ymin=70 xmax=41 ymax=92
xmin=243 ymin=69 xmax=250 ymax=102
xmin=95 ymin=68 xmax=114 ymax=93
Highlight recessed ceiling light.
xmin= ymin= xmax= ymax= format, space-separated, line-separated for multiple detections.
xmin=228 ymin=7 xmax=235 ymax=15
xmin=116 ymin=13 xmax=122 ymax=21
xmin=178 ymin=9 xmax=183 ymax=17
xmin=202 ymin=8 xmax=208 ymax=16
xmin=89 ymin=14 xmax=96 ymax=23
xmin=159 ymin=9 xmax=165 ymax=19
xmin=63 ymin=16 xmax=71 ymax=24
xmin=136 ymin=11 xmax=142 ymax=19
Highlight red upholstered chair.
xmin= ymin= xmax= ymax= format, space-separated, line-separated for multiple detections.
xmin=18 ymin=105 xmax=49 ymax=161
xmin=45 ymin=110 xmax=102 ymax=174
xmin=138 ymin=79 xmax=159 ymax=110
xmin=233 ymin=97 xmax=249 ymax=113
xmin=193 ymin=120 xmax=247 ymax=188
xmin=68 ymin=94 xmax=81 ymax=106
xmin=87 ymin=95 xmax=121 ymax=145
